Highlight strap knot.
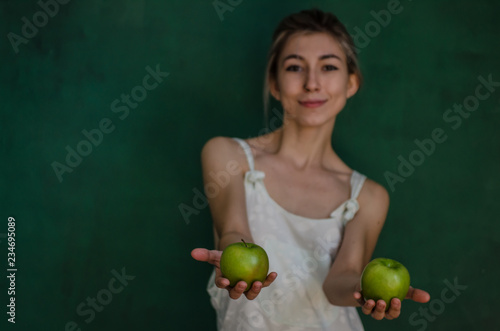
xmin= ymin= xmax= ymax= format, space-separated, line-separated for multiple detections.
xmin=343 ymin=198 xmax=360 ymax=221
xmin=246 ymin=170 xmax=265 ymax=184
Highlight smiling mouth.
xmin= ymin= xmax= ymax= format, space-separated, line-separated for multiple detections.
xmin=299 ymin=100 xmax=327 ymax=108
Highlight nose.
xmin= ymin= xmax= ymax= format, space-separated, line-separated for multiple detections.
xmin=304 ymin=69 xmax=320 ymax=92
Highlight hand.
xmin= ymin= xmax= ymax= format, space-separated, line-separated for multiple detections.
xmin=353 ymin=285 xmax=430 ymax=320
xmin=191 ymin=248 xmax=277 ymax=300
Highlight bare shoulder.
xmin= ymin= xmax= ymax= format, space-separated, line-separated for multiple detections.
xmin=201 ymin=136 xmax=250 ymax=174
xmin=358 ymin=177 xmax=390 ymax=216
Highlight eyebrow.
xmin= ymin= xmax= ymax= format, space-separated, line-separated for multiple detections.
xmin=282 ymin=53 xmax=342 ymax=63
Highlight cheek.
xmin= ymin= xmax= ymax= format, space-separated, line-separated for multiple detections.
xmin=278 ymin=74 xmax=304 ymax=95
xmin=325 ymin=76 xmax=350 ymax=95
xmin=277 ymin=79 xmax=300 ymax=112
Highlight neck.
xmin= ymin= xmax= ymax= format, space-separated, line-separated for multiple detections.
xmin=274 ymin=117 xmax=337 ymax=170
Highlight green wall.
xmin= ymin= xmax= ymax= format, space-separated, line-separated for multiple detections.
xmin=1 ymin=0 xmax=499 ymax=330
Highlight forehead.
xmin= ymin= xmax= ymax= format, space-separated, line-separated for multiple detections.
xmin=280 ymin=32 xmax=346 ymax=61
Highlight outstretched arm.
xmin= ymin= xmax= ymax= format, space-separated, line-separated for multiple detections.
xmin=322 ymin=179 xmax=430 ymax=320
xmin=191 ymin=137 xmax=277 ymax=300
xmin=322 ymin=179 xmax=389 ymax=307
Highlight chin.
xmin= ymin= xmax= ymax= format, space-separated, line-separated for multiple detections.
xmin=285 ymin=111 xmax=336 ymax=127
xmin=293 ymin=117 xmax=334 ymax=128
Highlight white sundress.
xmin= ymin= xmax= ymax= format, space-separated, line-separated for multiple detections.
xmin=207 ymin=137 xmax=367 ymax=330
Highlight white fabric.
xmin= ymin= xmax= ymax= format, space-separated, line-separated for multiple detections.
xmin=207 ymin=137 xmax=367 ymax=330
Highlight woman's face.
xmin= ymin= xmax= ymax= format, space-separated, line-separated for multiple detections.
xmin=270 ymin=32 xmax=359 ymax=127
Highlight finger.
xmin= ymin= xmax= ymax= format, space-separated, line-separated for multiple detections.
xmin=244 ymin=281 xmax=263 ymax=300
xmin=353 ymin=292 xmax=365 ymax=306
xmin=228 ymin=281 xmax=247 ymax=300
xmin=406 ymin=286 xmax=431 ymax=303
xmin=361 ymin=299 xmax=375 ymax=315
xmin=371 ymin=300 xmax=386 ymax=320
xmin=385 ymin=298 xmax=401 ymax=320
xmin=191 ymin=249 xmax=222 ymax=267
xmin=215 ymin=267 xmax=234 ymax=289
xmin=262 ymin=272 xmax=278 ymax=287
xmin=215 ymin=275 xmax=230 ymax=289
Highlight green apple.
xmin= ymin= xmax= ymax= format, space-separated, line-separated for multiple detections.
xmin=360 ymin=258 xmax=410 ymax=311
xmin=220 ymin=239 xmax=269 ymax=291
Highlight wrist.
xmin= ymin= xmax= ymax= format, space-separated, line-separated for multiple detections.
xmin=218 ymin=232 xmax=252 ymax=251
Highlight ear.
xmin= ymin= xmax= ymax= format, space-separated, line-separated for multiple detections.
xmin=269 ymin=77 xmax=281 ymax=101
xmin=346 ymin=73 xmax=360 ymax=99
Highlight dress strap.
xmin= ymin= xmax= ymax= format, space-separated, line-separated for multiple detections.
xmin=232 ymin=138 xmax=255 ymax=171
xmin=341 ymin=171 xmax=367 ymax=225
xmin=350 ymin=171 xmax=367 ymax=200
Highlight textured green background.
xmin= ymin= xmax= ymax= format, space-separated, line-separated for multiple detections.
xmin=1 ymin=0 xmax=499 ymax=330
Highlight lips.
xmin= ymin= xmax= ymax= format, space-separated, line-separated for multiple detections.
xmin=299 ymin=100 xmax=327 ymax=108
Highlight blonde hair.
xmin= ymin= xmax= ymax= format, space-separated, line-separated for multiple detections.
xmin=263 ymin=9 xmax=363 ymax=123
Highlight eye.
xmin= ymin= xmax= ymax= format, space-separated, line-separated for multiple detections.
xmin=323 ymin=65 xmax=338 ymax=71
xmin=285 ymin=65 xmax=302 ymax=72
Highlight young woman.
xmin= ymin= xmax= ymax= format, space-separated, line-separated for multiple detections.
xmin=192 ymin=8 xmax=430 ymax=330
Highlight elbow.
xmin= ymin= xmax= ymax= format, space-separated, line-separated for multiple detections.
xmin=322 ymin=282 xmax=338 ymax=306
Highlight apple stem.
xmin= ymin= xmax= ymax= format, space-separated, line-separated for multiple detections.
xmin=241 ymin=239 xmax=248 ymax=247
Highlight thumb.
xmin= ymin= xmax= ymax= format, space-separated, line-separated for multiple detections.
xmin=191 ymin=248 xmax=209 ymax=262
xmin=191 ymin=248 xmax=222 ymax=267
